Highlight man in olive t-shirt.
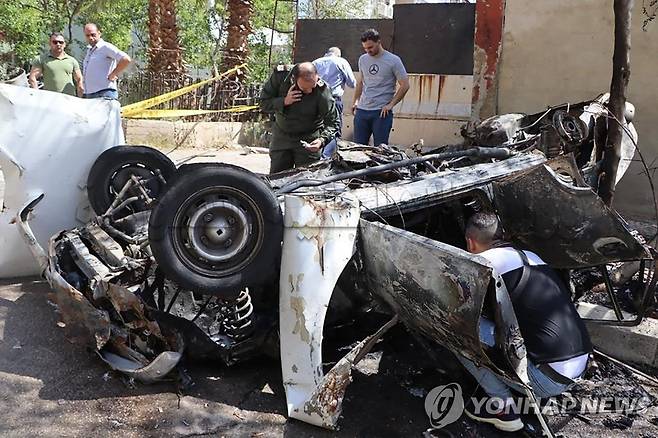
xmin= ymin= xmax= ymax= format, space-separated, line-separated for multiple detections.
xmin=29 ymin=32 xmax=84 ymax=97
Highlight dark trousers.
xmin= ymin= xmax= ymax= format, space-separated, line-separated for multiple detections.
xmin=269 ymin=148 xmax=320 ymax=174
xmin=353 ymin=108 xmax=393 ymax=146
xmin=322 ymin=96 xmax=343 ymax=159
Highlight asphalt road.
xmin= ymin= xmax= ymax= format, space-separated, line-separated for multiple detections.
xmin=4 ymin=278 xmax=658 ymax=438
xmin=0 ymin=278 xmax=442 ymax=438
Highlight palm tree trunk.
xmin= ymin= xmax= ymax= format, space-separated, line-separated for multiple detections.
xmin=147 ymin=0 xmax=162 ymax=73
xmin=221 ymin=0 xmax=253 ymax=81
xmin=158 ymin=0 xmax=183 ymax=72
xmin=148 ymin=0 xmax=183 ymax=73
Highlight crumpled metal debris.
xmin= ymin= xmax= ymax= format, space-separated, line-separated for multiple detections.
xmin=10 ymin=89 xmax=656 ymax=436
xmin=279 ymin=194 xmax=362 ymax=428
xmin=0 ymin=84 xmax=124 ymax=278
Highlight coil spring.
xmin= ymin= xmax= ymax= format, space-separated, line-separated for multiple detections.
xmin=222 ymin=289 xmax=254 ymax=340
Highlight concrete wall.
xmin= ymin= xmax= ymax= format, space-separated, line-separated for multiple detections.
xmin=498 ymin=1 xmax=658 ymax=221
xmin=123 ymin=120 xmax=260 ymax=149
xmin=340 ymin=73 xmax=471 ymax=149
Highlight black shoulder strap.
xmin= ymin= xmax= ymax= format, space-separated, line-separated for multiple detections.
xmin=511 ymin=249 xmax=531 ymax=297
xmin=516 ymin=248 xmax=530 ymax=266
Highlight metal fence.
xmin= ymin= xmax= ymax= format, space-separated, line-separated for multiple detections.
xmin=118 ymin=71 xmax=262 ymax=121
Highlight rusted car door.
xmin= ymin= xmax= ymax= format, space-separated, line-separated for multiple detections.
xmin=493 ymin=158 xmax=650 ymax=268
xmin=359 ymin=219 xmax=526 ymax=383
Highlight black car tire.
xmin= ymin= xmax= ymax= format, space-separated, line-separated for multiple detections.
xmin=148 ymin=163 xmax=283 ymax=299
xmin=87 ymin=145 xmax=177 ymax=216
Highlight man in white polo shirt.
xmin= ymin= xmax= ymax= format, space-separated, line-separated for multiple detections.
xmin=82 ymin=23 xmax=132 ymax=99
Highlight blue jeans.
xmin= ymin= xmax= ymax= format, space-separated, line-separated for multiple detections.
xmin=457 ymin=319 xmax=573 ymax=400
xmin=83 ymin=88 xmax=118 ymax=99
xmin=322 ymin=97 xmax=343 ymax=159
xmin=353 ymin=108 xmax=393 ymax=146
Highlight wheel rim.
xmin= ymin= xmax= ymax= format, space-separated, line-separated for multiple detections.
xmin=187 ymin=201 xmax=250 ymax=262
xmin=171 ymin=186 xmax=264 ymax=278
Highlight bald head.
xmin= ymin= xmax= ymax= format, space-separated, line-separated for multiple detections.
xmin=84 ymin=23 xmax=101 ymax=46
xmin=326 ymin=47 xmax=341 ymax=57
xmin=465 ymin=212 xmax=504 ymax=254
xmin=293 ymin=62 xmax=318 ymax=94
xmin=296 ymin=62 xmax=317 ymax=78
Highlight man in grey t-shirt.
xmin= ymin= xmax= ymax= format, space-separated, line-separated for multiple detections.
xmin=352 ymin=29 xmax=409 ymax=146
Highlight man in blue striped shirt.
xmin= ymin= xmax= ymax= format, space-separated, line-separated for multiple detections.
xmin=313 ymin=47 xmax=356 ymax=158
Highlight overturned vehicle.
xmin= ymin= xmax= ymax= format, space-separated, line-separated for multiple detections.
xmin=15 ymin=93 xmax=657 ymax=434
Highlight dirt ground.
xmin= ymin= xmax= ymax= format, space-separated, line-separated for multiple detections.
xmin=2 ymin=148 xmax=658 ymax=437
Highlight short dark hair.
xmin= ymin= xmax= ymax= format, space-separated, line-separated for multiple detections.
xmin=361 ymin=29 xmax=380 ymax=43
xmin=49 ymin=32 xmax=65 ymax=40
xmin=465 ymin=212 xmax=504 ymax=245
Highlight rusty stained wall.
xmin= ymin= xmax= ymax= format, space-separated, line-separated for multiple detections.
xmin=471 ymin=0 xmax=505 ymax=120
xmin=293 ymin=3 xmax=478 ymax=148
xmin=341 ymin=73 xmax=473 ymax=120
xmin=497 ymin=0 xmax=658 ymax=222
xmin=395 ymin=74 xmax=473 ymax=120
xmin=340 ymin=73 xmax=472 ymax=148
xmin=341 ymin=114 xmax=465 ymax=149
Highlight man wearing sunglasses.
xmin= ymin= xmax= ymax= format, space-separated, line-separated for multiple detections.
xmin=82 ymin=23 xmax=132 ymax=99
xmin=29 ymin=32 xmax=84 ymax=97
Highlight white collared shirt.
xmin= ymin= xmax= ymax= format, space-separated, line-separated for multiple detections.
xmin=82 ymin=39 xmax=128 ymax=94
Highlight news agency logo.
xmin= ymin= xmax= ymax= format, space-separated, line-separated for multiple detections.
xmin=424 ymin=382 xmax=653 ymax=429
xmin=424 ymin=383 xmax=464 ymax=429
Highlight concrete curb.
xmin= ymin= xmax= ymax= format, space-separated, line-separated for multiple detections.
xmin=577 ymin=302 xmax=658 ymax=368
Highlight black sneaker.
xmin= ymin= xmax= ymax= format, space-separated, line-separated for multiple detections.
xmin=464 ymin=397 xmax=524 ymax=432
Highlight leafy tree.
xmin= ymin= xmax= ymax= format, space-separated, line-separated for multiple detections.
xmin=0 ymin=0 xmax=321 ymax=84
xmin=299 ymin=0 xmax=368 ymax=19
xmin=78 ymin=0 xmax=147 ymax=55
xmin=0 ymin=0 xmax=126 ymax=64
xmin=0 ymin=1 xmax=52 ymax=63
xmin=245 ymin=0 xmax=294 ymax=83
xmin=247 ymin=30 xmax=291 ymax=83
xmin=80 ymin=0 xmax=216 ymax=70
xmin=178 ymin=0 xmax=216 ymax=69
xmin=0 ymin=37 xmax=23 ymax=80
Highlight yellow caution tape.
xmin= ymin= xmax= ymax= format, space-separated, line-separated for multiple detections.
xmin=121 ymin=64 xmax=247 ymax=117
xmin=122 ymin=105 xmax=259 ymax=119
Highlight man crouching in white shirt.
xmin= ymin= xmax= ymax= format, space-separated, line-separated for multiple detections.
xmin=457 ymin=212 xmax=592 ymax=432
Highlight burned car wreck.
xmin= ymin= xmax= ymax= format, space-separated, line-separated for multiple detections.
xmin=14 ymin=93 xmax=656 ymax=435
